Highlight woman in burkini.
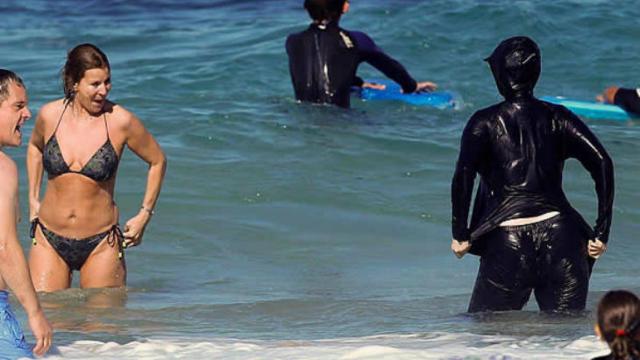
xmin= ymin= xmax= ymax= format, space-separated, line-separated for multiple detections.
xmin=450 ymin=36 xmax=614 ymax=312
xmin=593 ymin=290 xmax=640 ymax=360
xmin=27 ymin=44 xmax=167 ymax=291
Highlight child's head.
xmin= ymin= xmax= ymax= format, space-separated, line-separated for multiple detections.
xmin=304 ymin=0 xmax=349 ymax=23
xmin=596 ymin=290 xmax=640 ymax=359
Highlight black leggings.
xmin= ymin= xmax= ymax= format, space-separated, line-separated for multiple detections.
xmin=468 ymin=214 xmax=590 ymax=313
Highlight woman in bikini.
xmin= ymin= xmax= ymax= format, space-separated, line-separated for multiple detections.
xmin=27 ymin=43 xmax=167 ymax=292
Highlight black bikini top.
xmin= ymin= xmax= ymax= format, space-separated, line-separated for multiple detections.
xmin=42 ymin=104 xmax=119 ymax=182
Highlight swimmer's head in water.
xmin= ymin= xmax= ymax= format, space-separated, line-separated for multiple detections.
xmin=485 ymin=36 xmax=540 ymax=100
xmin=304 ymin=0 xmax=348 ymax=23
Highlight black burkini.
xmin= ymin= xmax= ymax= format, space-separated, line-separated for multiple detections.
xmin=592 ymin=355 xmax=640 ymax=360
xmin=286 ymin=21 xmax=417 ymax=108
xmin=614 ymin=87 xmax=640 ymax=116
xmin=451 ymin=37 xmax=614 ymax=312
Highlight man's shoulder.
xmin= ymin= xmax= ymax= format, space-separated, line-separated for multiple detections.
xmin=470 ymin=103 xmax=502 ymax=121
xmin=285 ymin=28 xmax=308 ymax=52
xmin=286 ymin=27 xmax=311 ymax=43
xmin=0 ymin=153 xmax=18 ymax=189
xmin=342 ymin=29 xmax=374 ymax=48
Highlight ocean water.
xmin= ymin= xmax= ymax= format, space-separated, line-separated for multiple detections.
xmin=1 ymin=0 xmax=639 ymax=358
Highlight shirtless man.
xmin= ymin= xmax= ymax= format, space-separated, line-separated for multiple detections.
xmin=0 ymin=69 xmax=52 ymax=357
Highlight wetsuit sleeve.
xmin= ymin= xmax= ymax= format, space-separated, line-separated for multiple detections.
xmin=349 ymin=31 xmax=418 ymax=93
xmin=613 ymin=87 xmax=640 ymax=115
xmin=285 ymin=35 xmax=297 ymax=92
xmin=560 ymin=108 xmax=615 ymax=243
xmin=352 ymin=76 xmax=364 ymax=87
xmin=451 ymin=112 xmax=489 ymax=241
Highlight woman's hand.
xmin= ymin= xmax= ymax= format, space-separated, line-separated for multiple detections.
xmin=596 ymin=86 xmax=619 ymax=104
xmin=451 ymin=239 xmax=471 ymax=259
xmin=588 ymin=239 xmax=607 ymax=259
xmin=415 ymin=81 xmax=437 ymax=93
xmin=122 ymin=210 xmax=151 ymax=248
xmin=29 ymin=200 xmax=40 ymax=221
xmin=362 ymin=81 xmax=386 ymax=90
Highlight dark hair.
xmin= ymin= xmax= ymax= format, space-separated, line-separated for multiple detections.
xmin=61 ymin=43 xmax=110 ymax=101
xmin=0 ymin=69 xmax=25 ymax=104
xmin=597 ymin=290 xmax=640 ymax=360
xmin=304 ymin=0 xmax=347 ymax=22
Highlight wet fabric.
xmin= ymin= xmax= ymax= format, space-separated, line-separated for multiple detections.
xmin=0 ymin=291 xmax=32 ymax=359
xmin=31 ymin=218 xmax=124 ymax=271
xmin=451 ymin=36 xmax=615 ymax=254
xmin=614 ymin=87 xmax=640 ymax=115
xmin=42 ymin=103 xmax=119 ymax=182
xmin=592 ymin=354 xmax=640 ymax=360
xmin=467 ymin=214 xmax=590 ymax=312
xmin=286 ymin=22 xmax=417 ymax=108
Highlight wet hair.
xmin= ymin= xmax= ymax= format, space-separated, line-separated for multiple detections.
xmin=597 ymin=290 xmax=640 ymax=360
xmin=61 ymin=43 xmax=110 ymax=101
xmin=0 ymin=69 xmax=25 ymax=104
xmin=304 ymin=0 xmax=347 ymax=22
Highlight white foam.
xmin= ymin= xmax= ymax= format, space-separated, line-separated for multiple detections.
xmin=43 ymin=333 xmax=612 ymax=360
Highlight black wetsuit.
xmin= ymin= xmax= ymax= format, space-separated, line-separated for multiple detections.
xmin=285 ymin=22 xmax=417 ymax=108
xmin=451 ymin=37 xmax=615 ymax=312
xmin=614 ymin=87 xmax=640 ymax=115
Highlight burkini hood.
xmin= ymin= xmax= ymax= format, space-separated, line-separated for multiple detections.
xmin=485 ymin=36 xmax=541 ymax=100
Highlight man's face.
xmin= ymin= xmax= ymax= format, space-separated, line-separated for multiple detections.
xmin=0 ymin=82 xmax=31 ymax=147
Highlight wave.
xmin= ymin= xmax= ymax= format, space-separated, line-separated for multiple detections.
xmin=43 ymin=333 xmax=609 ymax=359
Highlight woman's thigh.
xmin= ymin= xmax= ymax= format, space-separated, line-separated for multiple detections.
xmin=29 ymin=229 xmax=72 ymax=292
xmin=79 ymin=235 xmax=126 ymax=289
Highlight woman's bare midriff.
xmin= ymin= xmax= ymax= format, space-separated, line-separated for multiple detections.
xmin=39 ymin=175 xmax=118 ymax=238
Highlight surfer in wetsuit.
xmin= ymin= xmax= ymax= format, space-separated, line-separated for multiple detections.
xmin=598 ymin=86 xmax=640 ymax=116
xmin=450 ymin=36 xmax=614 ymax=312
xmin=286 ymin=0 xmax=437 ymax=108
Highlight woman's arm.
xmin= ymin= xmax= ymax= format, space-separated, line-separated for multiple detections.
xmin=122 ymin=112 xmax=167 ymax=247
xmin=451 ymin=111 xmax=488 ymax=243
xmin=560 ymin=107 xmax=614 ymax=244
xmin=26 ymin=110 xmax=47 ymax=221
xmin=351 ymin=31 xmax=437 ymax=93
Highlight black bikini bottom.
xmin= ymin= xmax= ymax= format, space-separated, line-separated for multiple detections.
xmin=30 ymin=218 xmax=123 ymax=271
xmin=467 ymin=214 xmax=590 ymax=313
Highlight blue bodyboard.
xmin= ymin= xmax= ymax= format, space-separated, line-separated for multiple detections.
xmin=356 ymin=79 xmax=456 ymax=109
xmin=541 ymin=96 xmax=636 ymax=121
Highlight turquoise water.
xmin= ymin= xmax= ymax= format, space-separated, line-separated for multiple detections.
xmin=2 ymin=0 xmax=640 ymax=358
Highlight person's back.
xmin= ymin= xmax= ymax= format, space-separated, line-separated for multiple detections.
xmin=470 ymin=100 xmax=567 ymax=198
xmin=286 ymin=22 xmax=360 ymax=107
xmin=463 ymin=98 xmax=610 ymax=236
xmin=593 ymin=290 xmax=640 ymax=360
xmin=286 ymin=0 xmax=434 ymax=108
